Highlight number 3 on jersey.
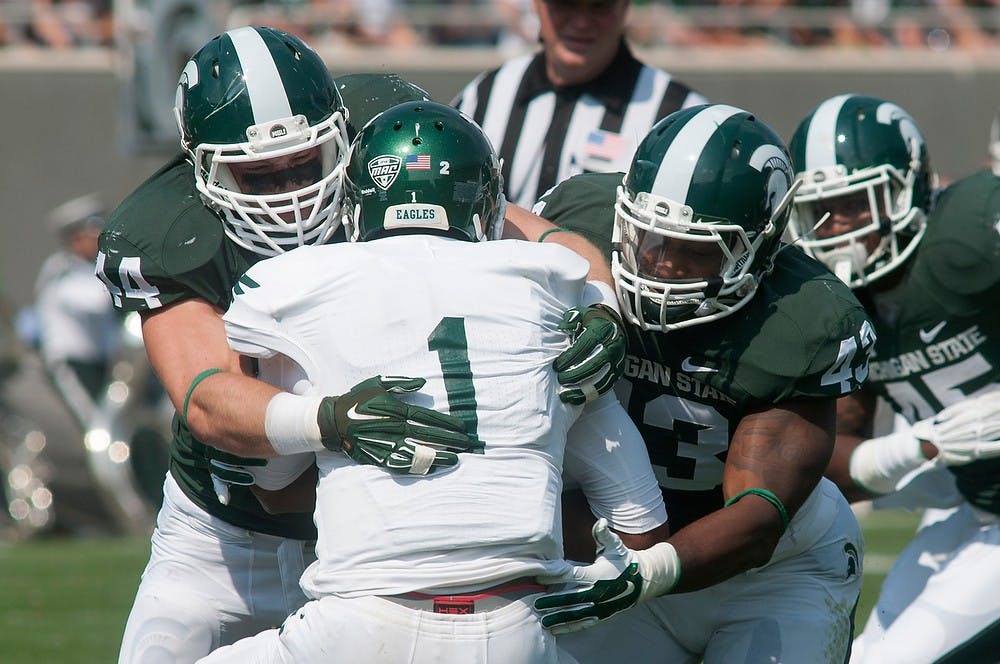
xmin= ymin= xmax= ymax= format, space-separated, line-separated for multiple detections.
xmin=428 ymin=317 xmax=480 ymax=439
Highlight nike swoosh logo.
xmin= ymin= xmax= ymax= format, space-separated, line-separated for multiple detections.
xmin=680 ymin=357 xmax=718 ymax=374
xmin=345 ymin=404 xmax=382 ymax=421
xmin=919 ymin=321 xmax=947 ymax=344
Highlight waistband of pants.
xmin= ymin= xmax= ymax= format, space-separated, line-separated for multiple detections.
xmin=382 ymin=577 xmax=547 ymax=614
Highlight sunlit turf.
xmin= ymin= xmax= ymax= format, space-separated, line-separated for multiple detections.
xmin=0 ymin=507 xmax=920 ymax=662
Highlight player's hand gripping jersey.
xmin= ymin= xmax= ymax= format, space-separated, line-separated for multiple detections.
xmin=535 ymin=172 xmax=875 ymax=528
xmin=224 ymin=237 xmax=666 ymax=596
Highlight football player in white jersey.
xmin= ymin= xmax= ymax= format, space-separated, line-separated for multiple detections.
xmin=106 ymin=27 xmax=629 ymax=664
xmin=197 ymin=101 xmax=666 ymax=663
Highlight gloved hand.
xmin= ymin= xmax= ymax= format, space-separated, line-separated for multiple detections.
xmin=533 ymin=519 xmax=679 ymax=635
xmin=913 ymin=390 xmax=1000 ymax=466
xmin=318 ymin=376 xmax=482 ymax=475
xmin=554 ymin=305 xmax=627 ymax=405
xmin=203 ymin=445 xmax=267 ymax=505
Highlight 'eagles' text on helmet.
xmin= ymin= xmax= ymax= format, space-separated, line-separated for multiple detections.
xmin=788 ymin=94 xmax=932 ymax=287
xmin=174 ymin=26 xmax=349 ymax=256
xmin=614 ymin=104 xmax=795 ymax=332
xmin=344 ymin=101 xmax=505 ymax=243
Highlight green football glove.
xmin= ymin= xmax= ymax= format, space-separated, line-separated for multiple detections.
xmin=203 ymin=446 xmax=268 ymax=505
xmin=534 ymin=519 xmax=680 ymax=634
xmin=554 ymin=305 xmax=627 ymax=406
xmin=318 ymin=375 xmax=482 ymax=475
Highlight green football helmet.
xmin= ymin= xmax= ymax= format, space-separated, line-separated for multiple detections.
xmin=334 ymin=73 xmax=432 ymax=141
xmin=344 ymin=101 xmax=505 ymax=243
xmin=788 ymin=94 xmax=932 ymax=287
xmin=614 ymin=104 xmax=796 ymax=331
xmin=174 ymin=26 xmax=349 ymax=256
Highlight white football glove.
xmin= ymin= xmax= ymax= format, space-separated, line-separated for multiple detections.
xmin=912 ymin=390 xmax=1000 ymax=466
xmin=534 ymin=519 xmax=680 ymax=634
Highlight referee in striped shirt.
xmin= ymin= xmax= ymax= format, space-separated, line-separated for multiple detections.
xmin=453 ymin=0 xmax=706 ymax=208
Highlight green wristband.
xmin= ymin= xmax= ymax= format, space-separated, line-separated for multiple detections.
xmin=725 ymin=487 xmax=790 ymax=535
xmin=182 ymin=368 xmax=223 ymax=427
xmin=538 ymin=227 xmax=574 ymax=243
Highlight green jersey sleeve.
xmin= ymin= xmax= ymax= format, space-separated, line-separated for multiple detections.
xmin=533 ymin=172 xmax=621 ymax=262
xmin=96 ymin=155 xmax=253 ymax=314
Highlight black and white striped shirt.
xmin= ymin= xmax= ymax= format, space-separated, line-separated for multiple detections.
xmin=453 ymin=42 xmax=706 ymax=207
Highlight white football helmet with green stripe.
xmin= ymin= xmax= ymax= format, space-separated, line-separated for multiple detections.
xmin=614 ymin=104 xmax=796 ymax=331
xmin=174 ymin=26 xmax=349 ymax=256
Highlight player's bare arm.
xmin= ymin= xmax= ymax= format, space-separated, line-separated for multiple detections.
xmin=141 ymin=298 xmax=283 ymax=457
xmin=503 ymin=202 xmax=613 ymax=286
xmin=824 ymin=388 xmax=881 ymax=502
xmin=667 ymin=397 xmax=837 ymax=592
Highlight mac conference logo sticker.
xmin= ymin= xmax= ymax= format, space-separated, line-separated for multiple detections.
xmin=368 ymin=155 xmax=402 ymax=190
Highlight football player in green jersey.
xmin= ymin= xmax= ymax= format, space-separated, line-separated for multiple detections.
xmin=789 ymin=93 xmax=1000 ymax=663
xmin=531 ymin=104 xmax=872 ymax=662
xmin=101 ymin=27 xmax=628 ymax=663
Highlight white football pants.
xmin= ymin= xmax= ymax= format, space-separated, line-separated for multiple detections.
xmin=852 ymin=502 xmax=1000 ymax=663
xmin=118 ymin=474 xmax=314 ymax=664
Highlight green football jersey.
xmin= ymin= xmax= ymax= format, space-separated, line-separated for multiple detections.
xmin=96 ymin=155 xmax=323 ymax=539
xmin=859 ymin=169 xmax=1000 ymax=514
xmin=538 ymin=173 xmax=874 ymax=528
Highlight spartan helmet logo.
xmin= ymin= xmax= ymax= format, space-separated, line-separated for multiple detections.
xmin=877 ymin=102 xmax=924 ymax=165
xmin=368 ymin=155 xmax=402 ymax=190
xmin=749 ymin=144 xmax=793 ymax=229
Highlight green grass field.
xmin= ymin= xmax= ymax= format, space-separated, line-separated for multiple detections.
xmin=0 ymin=508 xmax=920 ymax=663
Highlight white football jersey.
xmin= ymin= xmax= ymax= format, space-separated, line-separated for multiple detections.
xmin=225 ymin=236 xmax=605 ymax=596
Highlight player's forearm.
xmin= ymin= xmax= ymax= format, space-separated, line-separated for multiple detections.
xmin=185 ymin=370 xmax=282 ymax=457
xmin=503 ymin=203 xmax=613 ymax=285
xmin=825 ymin=433 xmax=878 ymax=502
xmin=666 ymin=498 xmax=784 ymax=593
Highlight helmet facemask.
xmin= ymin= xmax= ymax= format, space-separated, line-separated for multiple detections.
xmin=190 ymin=111 xmax=349 ymax=256
xmin=613 ymin=186 xmax=771 ymax=331
xmin=789 ymin=158 xmax=926 ymax=288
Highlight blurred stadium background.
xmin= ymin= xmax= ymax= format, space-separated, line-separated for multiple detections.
xmin=0 ymin=0 xmax=993 ymax=656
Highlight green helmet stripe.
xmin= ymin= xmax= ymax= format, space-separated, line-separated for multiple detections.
xmin=803 ymin=93 xmax=850 ymax=170
xmin=227 ymin=26 xmax=293 ymax=124
xmin=652 ymin=104 xmax=742 ymax=200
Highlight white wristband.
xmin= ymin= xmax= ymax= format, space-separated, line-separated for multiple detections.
xmin=264 ymin=393 xmax=325 ymax=455
xmin=635 ymin=542 xmax=681 ymax=603
xmin=849 ymin=430 xmax=926 ymax=495
xmin=582 ymin=280 xmax=621 ymax=315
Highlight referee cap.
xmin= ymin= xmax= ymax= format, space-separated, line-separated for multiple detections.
xmin=48 ymin=193 xmax=105 ymax=237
